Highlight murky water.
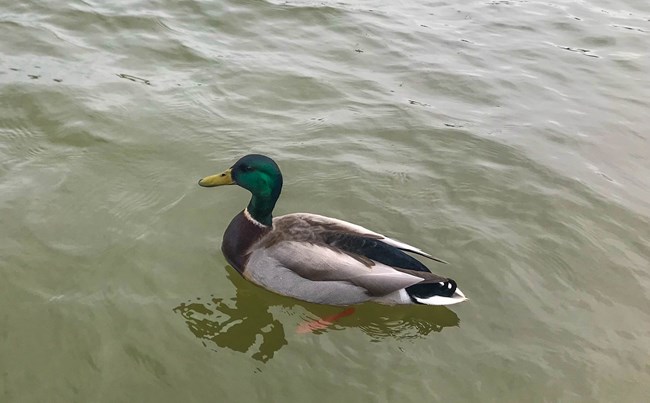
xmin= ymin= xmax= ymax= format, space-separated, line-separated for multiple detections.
xmin=1 ymin=0 xmax=649 ymax=401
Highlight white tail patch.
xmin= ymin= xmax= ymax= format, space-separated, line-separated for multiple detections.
xmin=413 ymin=288 xmax=468 ymax=306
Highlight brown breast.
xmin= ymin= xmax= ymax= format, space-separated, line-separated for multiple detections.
xmin=221 ymin=210 xmax=271 ymax=274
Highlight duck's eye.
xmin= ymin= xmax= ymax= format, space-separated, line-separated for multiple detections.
xmin=240 ymin=165 xmax=253 ymax=172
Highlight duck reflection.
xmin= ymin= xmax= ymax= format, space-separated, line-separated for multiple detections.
xmin=174 ymin=266 xmax=460 ymax=363
xmin=173 ymin=267 xmax=287 ymax=363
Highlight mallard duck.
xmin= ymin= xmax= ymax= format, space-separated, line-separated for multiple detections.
xmin=199 ymin=154 xmax=467 ymax=306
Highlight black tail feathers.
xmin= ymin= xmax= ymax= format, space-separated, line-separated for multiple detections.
xmin=406 ymin=279 xmax=457 ymax=303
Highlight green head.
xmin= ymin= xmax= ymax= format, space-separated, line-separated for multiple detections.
xmin=199 ymin=154 xmax=283 ymax=226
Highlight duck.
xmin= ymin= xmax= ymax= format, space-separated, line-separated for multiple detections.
xmin=199 ymin=154 xmax=467 ymax=306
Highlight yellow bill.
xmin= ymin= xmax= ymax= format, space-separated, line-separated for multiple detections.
xmin=198 ymin=168 xmax=234 ymax=187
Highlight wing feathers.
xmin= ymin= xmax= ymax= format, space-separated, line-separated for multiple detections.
xmin=274 ymin=213 xmax=448 ymax=264
xmin=381 ymin=237 xmax=449 ymax=264
xmin=256 ymin=241 xmax=423 ymax=296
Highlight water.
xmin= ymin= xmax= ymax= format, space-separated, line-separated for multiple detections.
xmin=1 ymin=0 xmax=649 ymax=401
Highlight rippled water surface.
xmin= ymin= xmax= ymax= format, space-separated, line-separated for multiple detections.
xmin=2 ymin=0 xmax=650 ymax=401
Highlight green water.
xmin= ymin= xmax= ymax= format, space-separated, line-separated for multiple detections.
xmin=1 ymin=0 xmax=649 ymax=401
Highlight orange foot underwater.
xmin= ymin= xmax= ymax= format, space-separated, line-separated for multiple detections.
xmin=296 ymin=307 xmax=356 ymax=334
